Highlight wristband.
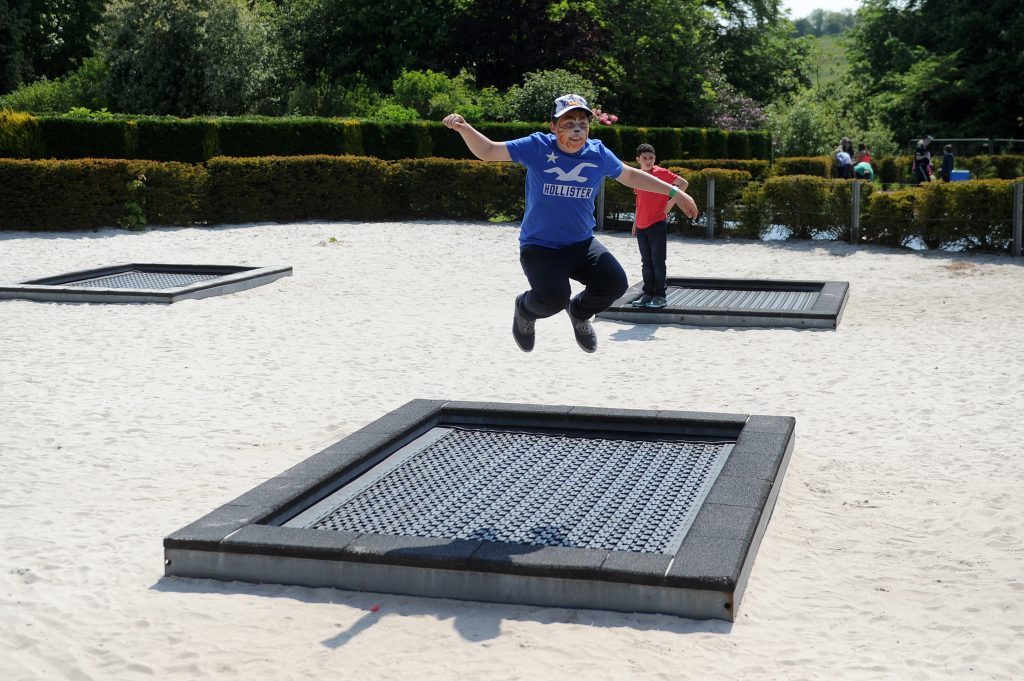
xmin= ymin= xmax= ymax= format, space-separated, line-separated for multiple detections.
xmin=668 ymin=187 xmax=677 ymax=200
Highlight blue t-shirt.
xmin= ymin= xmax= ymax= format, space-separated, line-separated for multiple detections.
xmin=506 ymin=132 xmax=623 ymax=248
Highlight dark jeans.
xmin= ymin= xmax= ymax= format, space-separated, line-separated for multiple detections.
xmin=636 ymin=220 xmax=667 ymax=297
xmin=519 ymin=237 xmax=628 ymax=320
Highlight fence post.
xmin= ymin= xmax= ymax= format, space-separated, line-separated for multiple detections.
xmin=706 ymin=176 xmax=715 ymax=240
xmin=1014 ymin=182 xmax=1022 ymax=257
xmin=595 ymin=180 xmax=605 ymax=231
xmin=851 ymin=180 xmax=861 ymax=245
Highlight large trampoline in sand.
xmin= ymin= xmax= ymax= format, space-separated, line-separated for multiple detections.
xmin=0 ymin=263 xmax=292 ymax=303
xmin=164 ymin=399 xmax=795 ymax=621
xmin=599 ymin=277 xmax=849 ymax=328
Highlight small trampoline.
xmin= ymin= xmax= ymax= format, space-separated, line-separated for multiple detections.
xmin=599 ymin=277 xmax=849 ymax=329
xmin=164 ymin=400 xmax=795 ymax=621
xmin=0 ymin=263 xmax=292 ymax=303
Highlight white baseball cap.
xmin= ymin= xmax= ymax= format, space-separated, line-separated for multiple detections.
xmin=552 ymin=94 xmax=593 ymax=119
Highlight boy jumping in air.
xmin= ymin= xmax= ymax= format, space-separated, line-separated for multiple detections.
xmin=631 ymin=143 xmax=693 ymax=308
xmin=443 ymin=94 xmax=698 ymax=353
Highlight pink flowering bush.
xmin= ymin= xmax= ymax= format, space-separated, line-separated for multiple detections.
xmin=592 ymin=108 xmax=619 ymax=125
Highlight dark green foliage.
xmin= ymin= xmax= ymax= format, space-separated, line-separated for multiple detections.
xmin=217 ymin=117 xmax=349 ymax=157
xmin=703 ymin=129 xmax=727 ymax=159
xmin=0 ymin=113 xmax=769 ymax=162
xmin=847 ymin=0 xmax=1024 ymax=141
xmin=37 ymin=116 xmax=128 ymax=158
xmin=677 ymin=129 xmax=705 ymax=158
xmin=874 ymin=156 xmax=912 ymax=187
xmin=206 ymin=155 xmax=399 ymax=223
xmin=726 ymin=131 xmax=751 ymax=160
xmin=358 ymin=121 xmax=433 ymax=161
xmin=100 ymin=0 xmax=285 ymax=117
xmin=641 ymin=128 xmax=682 ymax=162
xmin=135 ymin=118 xmax=217 ymax=163
xmin=397 ymin=158 xmax=525 ymax=220
xmin=587 ymin=126 xmax=623 ymax=158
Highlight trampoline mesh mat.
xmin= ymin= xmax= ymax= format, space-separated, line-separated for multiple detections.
xmin=665 ymin=286 xmax=816 ymax=311
xmin=304 ymin=427 xmax=733 ymax=554
xmin=63 ymin=270 xmax=223 ymax=289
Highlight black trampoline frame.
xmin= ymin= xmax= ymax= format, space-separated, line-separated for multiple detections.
xmin=0 ymin=263 xmax=292 ymax=303
xmin=164 ymin=400 xmax=795 ymax=621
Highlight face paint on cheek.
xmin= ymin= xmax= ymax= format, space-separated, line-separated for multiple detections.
xmin=557 ymin=129 xmax=586 ymax=152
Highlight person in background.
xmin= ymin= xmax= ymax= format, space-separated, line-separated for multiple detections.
xmin=853 ymin=160 xmax=875 ymax=182
xmin=835 ymin=137 xmax=854 ymax=179
xmin=856 ymin=142 xmax=872 ymax=164
xmin=630 ymin=143 xmax=692 ymax=309
xmin=913 ymin=135 xmax=933 ymax=185
xmin=940 ymin=144 xmax=955 ymax=182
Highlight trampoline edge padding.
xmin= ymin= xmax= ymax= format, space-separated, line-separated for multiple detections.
xmin=164 ymin=400 xmax=795 ymax=621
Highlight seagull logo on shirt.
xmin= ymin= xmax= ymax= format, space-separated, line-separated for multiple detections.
xmin=544 ymin=162 xmax=598 ymax=183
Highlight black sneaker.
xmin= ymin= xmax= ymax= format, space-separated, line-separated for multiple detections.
xmin=630 ymin=294 xmax=653 ymax=307
xmin=565 ymin=300 xmax=597 ymax=353
xmin=513 ymin=293 xmax=535 ymax=352
xmin=645 ymin=295 xmax=668 ymax=308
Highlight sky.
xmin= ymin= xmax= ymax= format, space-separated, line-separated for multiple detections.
xmin=780 ymin=0 xmax=861 ymax=19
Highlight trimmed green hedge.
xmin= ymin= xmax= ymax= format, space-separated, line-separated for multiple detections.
xmin=0 ymin=158 xmax=203 ymax=229
xmin=1 ymin=156 xmax=1019 ymax=254
xmin=660 ymin=158 xmax=770 ymax=180
xmin=0 ymin=112 xmax=772 ymax=162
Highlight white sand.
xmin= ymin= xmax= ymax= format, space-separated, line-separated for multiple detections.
xmin=1 ymin=221 xmax=1022 ymax=680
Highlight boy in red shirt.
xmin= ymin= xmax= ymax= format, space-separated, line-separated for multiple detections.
xmin=631 ymin=144 xmax=696 ymax=307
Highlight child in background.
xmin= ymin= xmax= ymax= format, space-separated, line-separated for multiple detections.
xmin=631 ymin=143 xmax=693 ymax=308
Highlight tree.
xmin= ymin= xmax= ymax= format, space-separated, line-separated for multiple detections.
xmin=100 ymin=0 xmax=286 ymax=116
xmin=278 ymin=0 xmax=455 ymax=91
xmin=447 ymin=0 xmax=607 ymax=90
xmin=847 ymin=0 xmax=1024 ymax=140
xmin=0 ymin=0 xmax=31 ymax=94
xmin=0 ymin=0 xmax=104 ymax=95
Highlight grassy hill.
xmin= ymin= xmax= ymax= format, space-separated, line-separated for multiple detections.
xmin=809 ymin=34 xmax=849 ymax=88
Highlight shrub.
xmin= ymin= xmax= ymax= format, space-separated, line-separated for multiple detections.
xmin=135 ymin=117 xmax=218 ymax=163
xmin=101 ymin=0 xmax=286 ymax=116
xmin=761 ymin=175 xmax=835 ymax=239
xmin=391 ymin=69 xmax=484 ymax=121
xmin=205 ymin=155 xmax=399 ymax=223
xmin=660 ymin=158 xmax=770 ymax=180
xmin=772 ymin=156 xmax=831 ymax=178
xmin=37 ymin=115 xmax=130 ymax=158
xmin=860 ymin=189 xmax=917 ymax=247
xmin=396 ymin=158 xmax=525 ymax=220
xmin=0 ymin=56 xmax=109 ymax=113
xmin=217 ymin=116 xmax=349 ymax=157
xmin=915 ymin=180 xmax=1016 ymax=250
xmin=0 ymin=109 xmax=43 ymax=158
xmin=504 ymin=69 xmax=598 ymax=122
xmin=370 ymin=103 xmax=420 ymax=124
xmin=736 ymin=182 xmax=770 ymax=239
xmin=0 ymin=158 xmax=203 ymax=230
xmin=671 ymin=168 xmax=753 ymax=238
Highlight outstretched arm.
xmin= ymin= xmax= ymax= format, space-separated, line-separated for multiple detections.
xmin=442 ymin=114 xmax=512 ymax=162
xmin=616 ymin=165 xmax=699 ymax=219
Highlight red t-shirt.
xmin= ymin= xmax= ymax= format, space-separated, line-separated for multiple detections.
xmin=634 ymin=166 xmax=679 ymax=229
